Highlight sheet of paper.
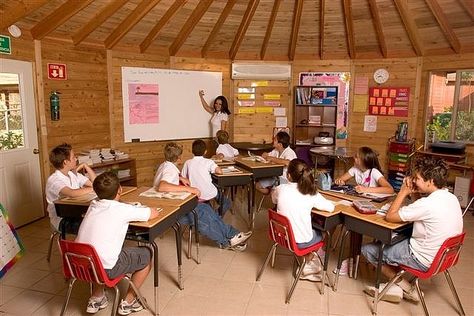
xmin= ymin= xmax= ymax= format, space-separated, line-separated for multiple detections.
xmin=353 ymin=95 xmax=368 ymax=112
xmin=275 ymin=116 xmax=287 ymax=127
xmin=363 ymin=115 xmax=377 ymax=132
xmin=139 ymin=188 xmax=191 ymax=200
xmin=274 ymin=107 xmax=286 ymax=116
xmin=354 ymin=76 xmax=369 ymax=95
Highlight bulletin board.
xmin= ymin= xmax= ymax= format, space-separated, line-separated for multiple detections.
xmin=368 ymin=87 xmax=409 ymax=117
xmin=121 ymin=67 xmax=222 ymax=142
xmin=0 ymin=204 xmax=24 ymax=278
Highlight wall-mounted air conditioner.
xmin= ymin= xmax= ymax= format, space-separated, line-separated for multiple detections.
xmin=231 ymin=63 xmax=291 ymax=80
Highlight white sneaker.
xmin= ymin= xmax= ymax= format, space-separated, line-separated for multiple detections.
xmin=364 ymin=283 xmax=403 ymax=303
xmin=403 ymin=287 xmax=422 ymax=302
xmin=86 ymin=295 xmax=108 ymax=313
xmin=118 ymin=298 xmax=144 ymax=315
xmin=300 ymin=273 xmax=322 ymax=282
xmin=302 ymin=260 xmax=322 ymax=275
xmin=332 ymin=258 xmax=349 ymax=276
xmin=230 ymin=231 xmax=252 ymax=247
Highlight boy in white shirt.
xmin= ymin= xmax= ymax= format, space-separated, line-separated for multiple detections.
xmin=256 ymin=131 xmax=297 ymax=194
xmin=45 ymin=143 xmax=96 ymax=231
xmin=182 ymin=139 xmax=231 ymax=214
xmin=362 ymin=156 xmax=463 ymax=303
xmin=215 ymin=130 xmax=239 ymax=160
xmin=153 ymin=142 xmax=252 ymax=251
xmin=76 ymin=172 xmax=160 ymax=315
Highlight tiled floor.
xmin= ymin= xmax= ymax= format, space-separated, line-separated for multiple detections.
xmin=1 ymin=193 xmax=473 ymax=316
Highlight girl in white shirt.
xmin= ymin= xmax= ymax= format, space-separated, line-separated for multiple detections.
xmin=199 ymin=90 xmax=231 ymax=137
xmin=272 ymin=159 xmax=334 ymax=281
xmin=335 ymin=146 xmax=394 ymax=194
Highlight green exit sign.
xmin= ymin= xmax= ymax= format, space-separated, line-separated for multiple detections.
xmin=0 ymin=35 xmax=12 ymax=54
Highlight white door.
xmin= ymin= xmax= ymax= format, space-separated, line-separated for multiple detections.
xmin=0 ymin=59 xmax=43 ymax=227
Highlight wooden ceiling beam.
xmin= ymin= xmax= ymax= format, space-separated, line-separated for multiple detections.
xmin=457 ymin=0 xmax=474 ymax=20
xmin=368 ymin=0 xmax=387 ymax=58
xmin=169 ymin=0 xmax=212 ymax=56
xmin=288 ymin=0 xmax=304 ymax=61
xmin=260 ymin=0 xmax=281 ymax=60
xmin=104 ymin=0 xmax=161 ymax=49
xmin=140 ymin=0 xmax=186 ymax=53
xmin=342 ymin=0 xmax=356 ymax=59
xmin=30 ymin=0 xmax=94 ymax=39
xmin=1 ymin=0 xmax=48 ymax=30
xmin=394 ymin=0 xmax=424 ymax=56
xmin=229 ymin=0 xmax=260 ymax=60
xmin=425 ymin=0 xmax=462 ymax=53
xmin=202 ymin=0 xmax=237 ymax=57
xmin=320 ymin=0 xmax=325 ymax=59
xmin=72 ymin=0 xmax=127 ymax=45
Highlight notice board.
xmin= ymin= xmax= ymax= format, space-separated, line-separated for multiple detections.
xmin=0 ymin=204 xmax=24 ymax=278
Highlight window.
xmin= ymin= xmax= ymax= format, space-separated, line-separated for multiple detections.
xmin=0 ymin=73 xmax=24 ymax=150
xmin=425 ymin=70 xmax=474 ymax=143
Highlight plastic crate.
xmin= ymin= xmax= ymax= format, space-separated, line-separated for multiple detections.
xmin=389 ymin=142 xmax=413 ymax=153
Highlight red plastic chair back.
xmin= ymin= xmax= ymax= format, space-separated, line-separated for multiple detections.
xmin=59 ymin=239 xmax=123 ymax=288
xmin=268 ymin=209 xmax=323 ymax=257
xmin=401 ymin=233 xmax=465 ymax=279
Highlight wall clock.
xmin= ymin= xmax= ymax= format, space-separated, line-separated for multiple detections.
xmin=374 ymin=68 xmax=389 ymax=84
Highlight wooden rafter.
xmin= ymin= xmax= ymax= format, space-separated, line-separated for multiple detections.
xmin=320 ymin=0 xmax=325 ymax=59
xmin=260 ymin=0 xmax=281 ymax=60
xmin=104 ymin=0 xmax=161 ymax=49
xmin=72 ymin=0 xmax=127 ymax=45
xmin=0 ymin=0 xmax=48 ymax=30
xmin=140 ymin=0 xmax=186 ymax=53
xmin=342 ymin=0 xmax=355 ymax=59
xmin=201 ymin=0 xmax=237 ymax=57
xmin=394 ymin=0 xmax=424 ymax=56
xmin=425 ymin=0 xmax=461 ymax=53
xmin=288 ymin=0 xmax=304 ymax=61
xmin=30 ymin=0 xmax=94 ymax=39
xmin=457 ymin=0 xmax=474 ymax=20
xmin=229 ymin=0 xmax=260 ymax=60
xmin=368 ymin=0 xmax=387 ymax=58
xmin=169 ymin=0 xmax=212 ymax=56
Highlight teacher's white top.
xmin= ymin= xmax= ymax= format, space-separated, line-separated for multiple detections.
xmin=211 ymin=112 xmax=228 ymax=137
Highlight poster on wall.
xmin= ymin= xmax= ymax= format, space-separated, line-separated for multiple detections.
xmin=368 ymin=87 xmax=409 ymax=117
xmin=128 ymin=83 xmax=159 ymax=124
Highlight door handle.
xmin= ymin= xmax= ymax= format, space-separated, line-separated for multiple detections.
xmin=33 ymin=148 xmax=40 ymax=154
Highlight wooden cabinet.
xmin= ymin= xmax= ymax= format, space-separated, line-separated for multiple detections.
xmin=89 ymin=158 xmax=137 ymax=186
xmin=294 ymin=86 xmax=338 ymax=146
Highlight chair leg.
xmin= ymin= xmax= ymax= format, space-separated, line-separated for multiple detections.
xmin=375 ymin=270 xmax=405 ymax=304
xmin=60 ymin=278 xmax=76 ymax=316
xmin=270 ymin=246 xmax=277 ymax=268
xmin=187 ymin=226 xmax=192 ymax=260
xmin=256 ymin=243 xmax=278 ymax=281
xmin=413 ymin=278 xmax=429 ymax=316
xmin=286 ymin=256 xmax=307 ymax=304
xmin=127 ymin=279 xmax=156 ymax=315
xmin=462 ymin=197 xmax=473 ymax=217
xmin=111 ymin=285 xmax=121 ymax=316
xmin=47 ymin=231 xmax=60 ymax=262
xmin=444 ymin=270 xmax=466 ymax=316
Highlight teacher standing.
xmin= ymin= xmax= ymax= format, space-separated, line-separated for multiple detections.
xmin=199 ymin=90 xmax=231 ymax=137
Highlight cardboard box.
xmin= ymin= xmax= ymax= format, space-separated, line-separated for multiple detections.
xmin=454 ymin=176 xmax=471 ymax=208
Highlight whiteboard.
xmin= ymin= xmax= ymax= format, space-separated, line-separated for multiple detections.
xmin=121 ymin=67 xmax=222 ymax=142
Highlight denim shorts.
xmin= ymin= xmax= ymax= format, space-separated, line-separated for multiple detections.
xmin=296 ymin=229 xmax=323 ymax=249
xmin=105 ymin=247 xmax=152 ymax=279
xmin=361 ymin=239 xmax=428 ymax=272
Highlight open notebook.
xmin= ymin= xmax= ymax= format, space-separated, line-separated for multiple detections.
xmin=139 ymin=188 xmax=191 ymax=200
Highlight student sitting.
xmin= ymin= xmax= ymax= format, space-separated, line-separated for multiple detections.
xmin=153 ymin=142 xmax=252 ymax=251
xmin=361 ymin=156 xmax=463 ymax=303
xmin=215 ymin=130 xmax=239 ymax=160
xmin=45 ymin=143 xmax=96 ymax=231
xmin=334 ymin=146 xmax=394 ymax=194
xmin=256 ymin=131 xmax=297 ymax=195
xmin=272 ymin=159 xmax=335 ymax=281
xmin=182 ymin=139 xmax=231 ymax=214
xmin=76 ymin=172 xmax=160 ymax=315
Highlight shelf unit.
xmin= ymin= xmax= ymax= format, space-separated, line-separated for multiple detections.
xmin=89 ymin=158 xmax=137 ymax=186
xmin=387 ymin=139 xmax=414 ymax=191
xmin=294 ymin=86 xmax=338 ymax=146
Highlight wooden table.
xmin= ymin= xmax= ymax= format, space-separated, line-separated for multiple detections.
xmin=212 ymin=166 xmax=253 ymax=223
xmin=230 ymin=142 xmax=274 ymax=154
xmin=54 ymin=186 xmax=198 ymax=314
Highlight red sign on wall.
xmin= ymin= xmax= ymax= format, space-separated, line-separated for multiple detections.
xmin=368 ymin=87 xmax=409 ymax=117
xmin=47 ymin=63 xmax=67 ymax=80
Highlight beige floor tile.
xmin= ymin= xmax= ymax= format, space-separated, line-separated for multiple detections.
xmin=0 ymin=285 xmax=24 ymax=305
xmin=1 ymin=268 xmax=50 ymax=289
xmin=160 ymin=293 xmax=208 ymax=315
xmin=328 ymin=291 xmax=373 ymax=315
xmin=0 ymin=290 xmax=53 ymax=315
xmin=29 ymin=272 xmax=68 ymax=295
xmin=208 ymin=279 xmax=255 ymax=302
xmin=202 ymin=296 xmax=248 ymax=316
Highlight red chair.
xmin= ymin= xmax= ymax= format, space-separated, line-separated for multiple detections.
xmin=256 ymin=209 xmax=326 ymax=303
xmin=378 ymin=233 xmax=466 ymax=316
xmin=58 ymin=239 xmax=154 ymax=316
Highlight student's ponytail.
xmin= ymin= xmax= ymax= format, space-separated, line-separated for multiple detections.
xmin=287 ymin=159 xmax=318 ymax=195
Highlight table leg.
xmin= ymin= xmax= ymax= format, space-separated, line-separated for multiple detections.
xmin=320 ymin=230 xmax=332 ymax=294
xmin=247 ymin=184 xmax=253 ymax=230
xmin=334 ymin=228 xmax=351 ymax=291
xmin=192 ymin=209 xmax=200 ymax=264
xmin=218 ymin=186 xmax=224 ymax=217
xmin=372 ymin=241 xmax=385 ymax=315
xmin=172 ymin=223 xmax=184 ymax=290
xmin=151 ymin=241 xmax=159 ymax=316
xmin=59 ymin=219 xmax=67 ymax=239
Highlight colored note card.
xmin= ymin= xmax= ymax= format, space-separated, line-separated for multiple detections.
xmin=353 ymin=95 xmax=368 ymax=112
xmin=0 ymin=204 xmax=24 ymax=278
xmin=238 ymin=100 xmax=255 ymax=107
xmin=238 ymin=107 xmax=256 ymax=114
xmin=256 ymin=107 xmax=273 ymax=113
xmin=354 ymin=76 xmax=369 ymax=95
xmin=264 ymin=94 xmax=281 ymax=100
xmin=251 ymin=81 xmax=268 ymax=87
xmin=238 ymin=87 xmax=255 ymax=93
xmin=237 ymin=93 xmax=255 ymax=100
xmin=264 ymin=101 xmax=280 ymax=107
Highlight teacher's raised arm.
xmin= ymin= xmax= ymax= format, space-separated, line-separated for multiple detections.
xmin=199 ymin=90 xmax=231 ymax=137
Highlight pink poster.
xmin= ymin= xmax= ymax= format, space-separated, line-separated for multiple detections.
xmin=128 ymin=84 xmax=159 ymax=124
